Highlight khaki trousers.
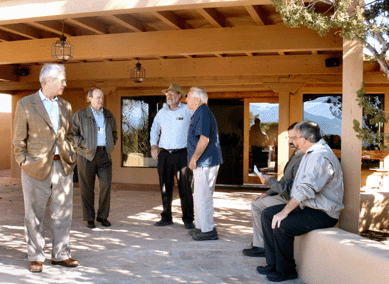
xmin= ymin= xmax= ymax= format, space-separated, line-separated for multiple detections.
xmin=193 ymin=165 xmax=219 ymax=233
xmin=21 ymin=161 xmax=73 ymax=262
xmin=251 ymin=194 xmax=288 ymax=247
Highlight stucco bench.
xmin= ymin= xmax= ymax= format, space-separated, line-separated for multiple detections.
xmin=294 ymin=227 xmax=389 ymax=284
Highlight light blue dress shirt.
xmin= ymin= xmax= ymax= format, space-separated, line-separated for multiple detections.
xmin=91 ymin=106 xmax=106 ymax=146
xmin=150 ymin=102 xmax=193 ymax=150
xmin=39 ymin=90 xmax=59 ymax=154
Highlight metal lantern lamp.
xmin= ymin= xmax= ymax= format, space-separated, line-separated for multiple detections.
xmin=131 ymin=59 xmax=145 ymax=83
xmin=52 ymin=20 xmax=73 ymax=63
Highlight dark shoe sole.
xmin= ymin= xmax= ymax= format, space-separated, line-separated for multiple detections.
xmin=257 ymin=265 xmax=275 ymax=275
xmin=155 ymin=220 xmax=173 ymax=226
xmin=266 ymin=271 xmax=298 ymax=282
xmin=242 ymin=247 xmax=265 ymax=257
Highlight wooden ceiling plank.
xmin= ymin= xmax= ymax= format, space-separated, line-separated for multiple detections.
xmin=105 ymin=15 xmax=144 ymax=32
xmin=244 ymin=5 xmax=266 ymax=26
xmin=196 ymin=8 xmax=226 ymax=28
xmin=27 ymin=21 xmax=72 ymax=37
xmin=0 ymin=24 xmax=40 ymax=39
xmin=66 ymin=18 xmax=107 ymax=35
xmin=152 ymin=11 xmax=185 ymax=30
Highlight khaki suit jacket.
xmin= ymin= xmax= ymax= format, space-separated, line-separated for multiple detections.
xmin=13 ymin=92 xmax=77 ymax=180
xmin=73 ymin=106 xmax=117 ymax=161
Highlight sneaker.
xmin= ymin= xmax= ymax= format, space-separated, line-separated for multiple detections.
xmin=192 ymin=228 xmax=219 ymax=241
xmin=242 ymin=246 xmax=265 ymax=257
xmin=188 ymin=228 xmax=201 ymax=236
xmin=266 ymin=270 xmax=298 ymax=282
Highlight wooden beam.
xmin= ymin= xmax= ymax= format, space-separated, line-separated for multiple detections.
xmin=152 ymin=11 xmax=185 ymax=30
xmin=104 ymin=14 xmax=150 ymax=32
xmin=66 ymin=18 xmax=107 ymax=35
xmin=27 ymin=21 xmax=71 ymax=37
xmin=0 ymin=24 xmax=41 ymax=39
xmin=244 ymin=5 xmax=266 ymax=26
xmin=16 ymin=55 xmax=343 ymax=83
xmin=196 ymin=8 xmax=227 ymax=28
xmin=0 ymin=25 xmax=343 ymax=64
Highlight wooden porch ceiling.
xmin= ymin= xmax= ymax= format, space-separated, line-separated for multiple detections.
xmin=0 ymin=0 xmax=367 ymax=93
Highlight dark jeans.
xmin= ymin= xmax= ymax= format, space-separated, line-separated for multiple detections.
xmin=77 ymin=148 xmax=112 ymax=221
xmin=262 ymin=204 xmax=338 ymax=273
xmin=157 ymin=148 xmax=194 ymax=224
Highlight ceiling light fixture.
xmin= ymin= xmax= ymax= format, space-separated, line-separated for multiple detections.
xmin=52 ymin=20 xmax=73 ymax=63
xmin=131 ymin=58 xmax=145 ymax=83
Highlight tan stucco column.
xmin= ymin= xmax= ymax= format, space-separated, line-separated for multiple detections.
xmin=339 ymin=39 xmax=363 ymax=233
xmin=265 ymin=83 xmax=303 ymax=178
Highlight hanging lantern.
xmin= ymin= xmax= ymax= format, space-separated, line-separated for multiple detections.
xmin=52 ymin=20 xmax=73 ymax=63
xmin=131 ymin=59 xmax=145 ymax=83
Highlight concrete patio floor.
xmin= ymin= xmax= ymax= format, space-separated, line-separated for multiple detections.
xmin=0 ymin=176 xmax=305 ymax=284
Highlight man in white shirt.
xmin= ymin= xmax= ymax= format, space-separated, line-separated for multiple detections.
xmin=150 ymin=84 xmax=194 ymax=229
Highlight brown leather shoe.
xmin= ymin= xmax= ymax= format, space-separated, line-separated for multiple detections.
xmin=30 ymin=261 xmax=43 ymax=273
xmin=51 ymin=258 xmax=80 ymax=267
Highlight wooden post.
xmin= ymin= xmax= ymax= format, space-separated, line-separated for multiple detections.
xmin=339 ymin=39 xmax=363 ymax=233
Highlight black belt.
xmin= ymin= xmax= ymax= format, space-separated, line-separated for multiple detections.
xmin=97 ymin=146 xmax=106 ymax=150
xmin=162 ymin=148 xmax=186 ymax=154
xmin=53 ymin=155 xmax=60 ymax=160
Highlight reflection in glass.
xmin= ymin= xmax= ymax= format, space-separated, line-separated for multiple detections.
xmin=121 ymin=97 xmax=163 ymax=167
xmin=249 ymin=103 xmax=279 ymax=174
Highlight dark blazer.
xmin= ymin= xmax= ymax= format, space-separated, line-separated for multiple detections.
xmin=13 ymin=92 xmax=77 ymax=180
xmin=73 ymin=106 xmax=117 ymax=161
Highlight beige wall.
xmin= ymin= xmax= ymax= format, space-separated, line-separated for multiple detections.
xmin=0 ymin=112 xmax=11 ymax=170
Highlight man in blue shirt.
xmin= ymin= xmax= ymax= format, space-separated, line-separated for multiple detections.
xmin=150 ymin=84 xmax=195 ymax=229
xmin=186 ymin=87 xmax=223 ymax=241
xmin=73 ymin=87 xmax=117 ymax=229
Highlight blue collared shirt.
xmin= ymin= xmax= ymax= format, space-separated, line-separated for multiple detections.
xmin=150 ymin=102 xmax=193 ymax=150
xmin=39 ymin=89 xmax=59 ymax=154
xmin=91 ymin=106 xmax=106 ymax=146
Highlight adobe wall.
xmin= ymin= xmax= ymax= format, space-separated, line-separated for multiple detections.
xmin=0 ymin=112 xmax=11 ymax=170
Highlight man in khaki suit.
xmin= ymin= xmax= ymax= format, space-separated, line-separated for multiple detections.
xmin=13 ymin=63 xmax=79 ymax=273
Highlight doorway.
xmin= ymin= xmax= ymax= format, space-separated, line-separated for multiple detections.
xmin=208 ymin=99 xmax=244 ymax=185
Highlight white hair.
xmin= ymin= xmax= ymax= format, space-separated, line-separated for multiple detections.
xmin=189 ymin=87 xmax=208 ymax=104
xmin=39 ymin=63 xmax=65 ymax=86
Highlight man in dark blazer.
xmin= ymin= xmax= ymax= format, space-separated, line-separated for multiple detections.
xmin=73 ymin=87 xmax=117 ymax=229
xmin=13 ymin=63 xmax=79 ymax=273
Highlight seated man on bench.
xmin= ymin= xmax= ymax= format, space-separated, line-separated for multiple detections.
xmin=257 ymin=120 xmax=344 ymax=282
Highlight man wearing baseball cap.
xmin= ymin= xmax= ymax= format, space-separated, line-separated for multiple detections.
xmin=150 ymin=84 xmax=195 ymax=229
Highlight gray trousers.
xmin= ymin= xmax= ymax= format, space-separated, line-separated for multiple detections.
xmin=21 ymin=161 xmax=73 ymax=262
xmin=251 ymin=194 xmax=288 ymax=247
xmin=77 ymin=148 xmax=112 ymax=221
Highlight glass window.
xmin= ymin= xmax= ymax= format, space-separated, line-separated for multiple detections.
xmin=303 ymin=94 xmax=342 ymax=149
xmin=249 ymin=102 xmax=279 ymax=174
xmin=121 ymin=96 xmax=164 ymax=167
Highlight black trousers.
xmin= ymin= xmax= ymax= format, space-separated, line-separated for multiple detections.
xmin=77 ymin=148 xmax=112 ymax=221
xmin=262 ymin=204 xmax=338 ymax=273
xmin=157 ymin=148 xmax=194 ymax=224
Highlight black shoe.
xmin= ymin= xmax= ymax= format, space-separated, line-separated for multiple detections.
xmin=266 ymin=270 xmax=298 ymax=282
xmin=184 ymin=222 xmax=195 ymax=229
xmin=257 ymin=265 xmax=276 ymax=275
xmin=242 ymin=246 xmax=265 ymax=257
xmin=87 ymin=221 xmax=95 ymax=228
xmin=188 ymin=228 xmax=201 ymax=236
xmin=96 ymin=217 xmax=111 ymax=227
xmin=192 ymin=228 xmax=218 ymax=241
xmin=155 ymin=220 xmax=173 ymax=226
